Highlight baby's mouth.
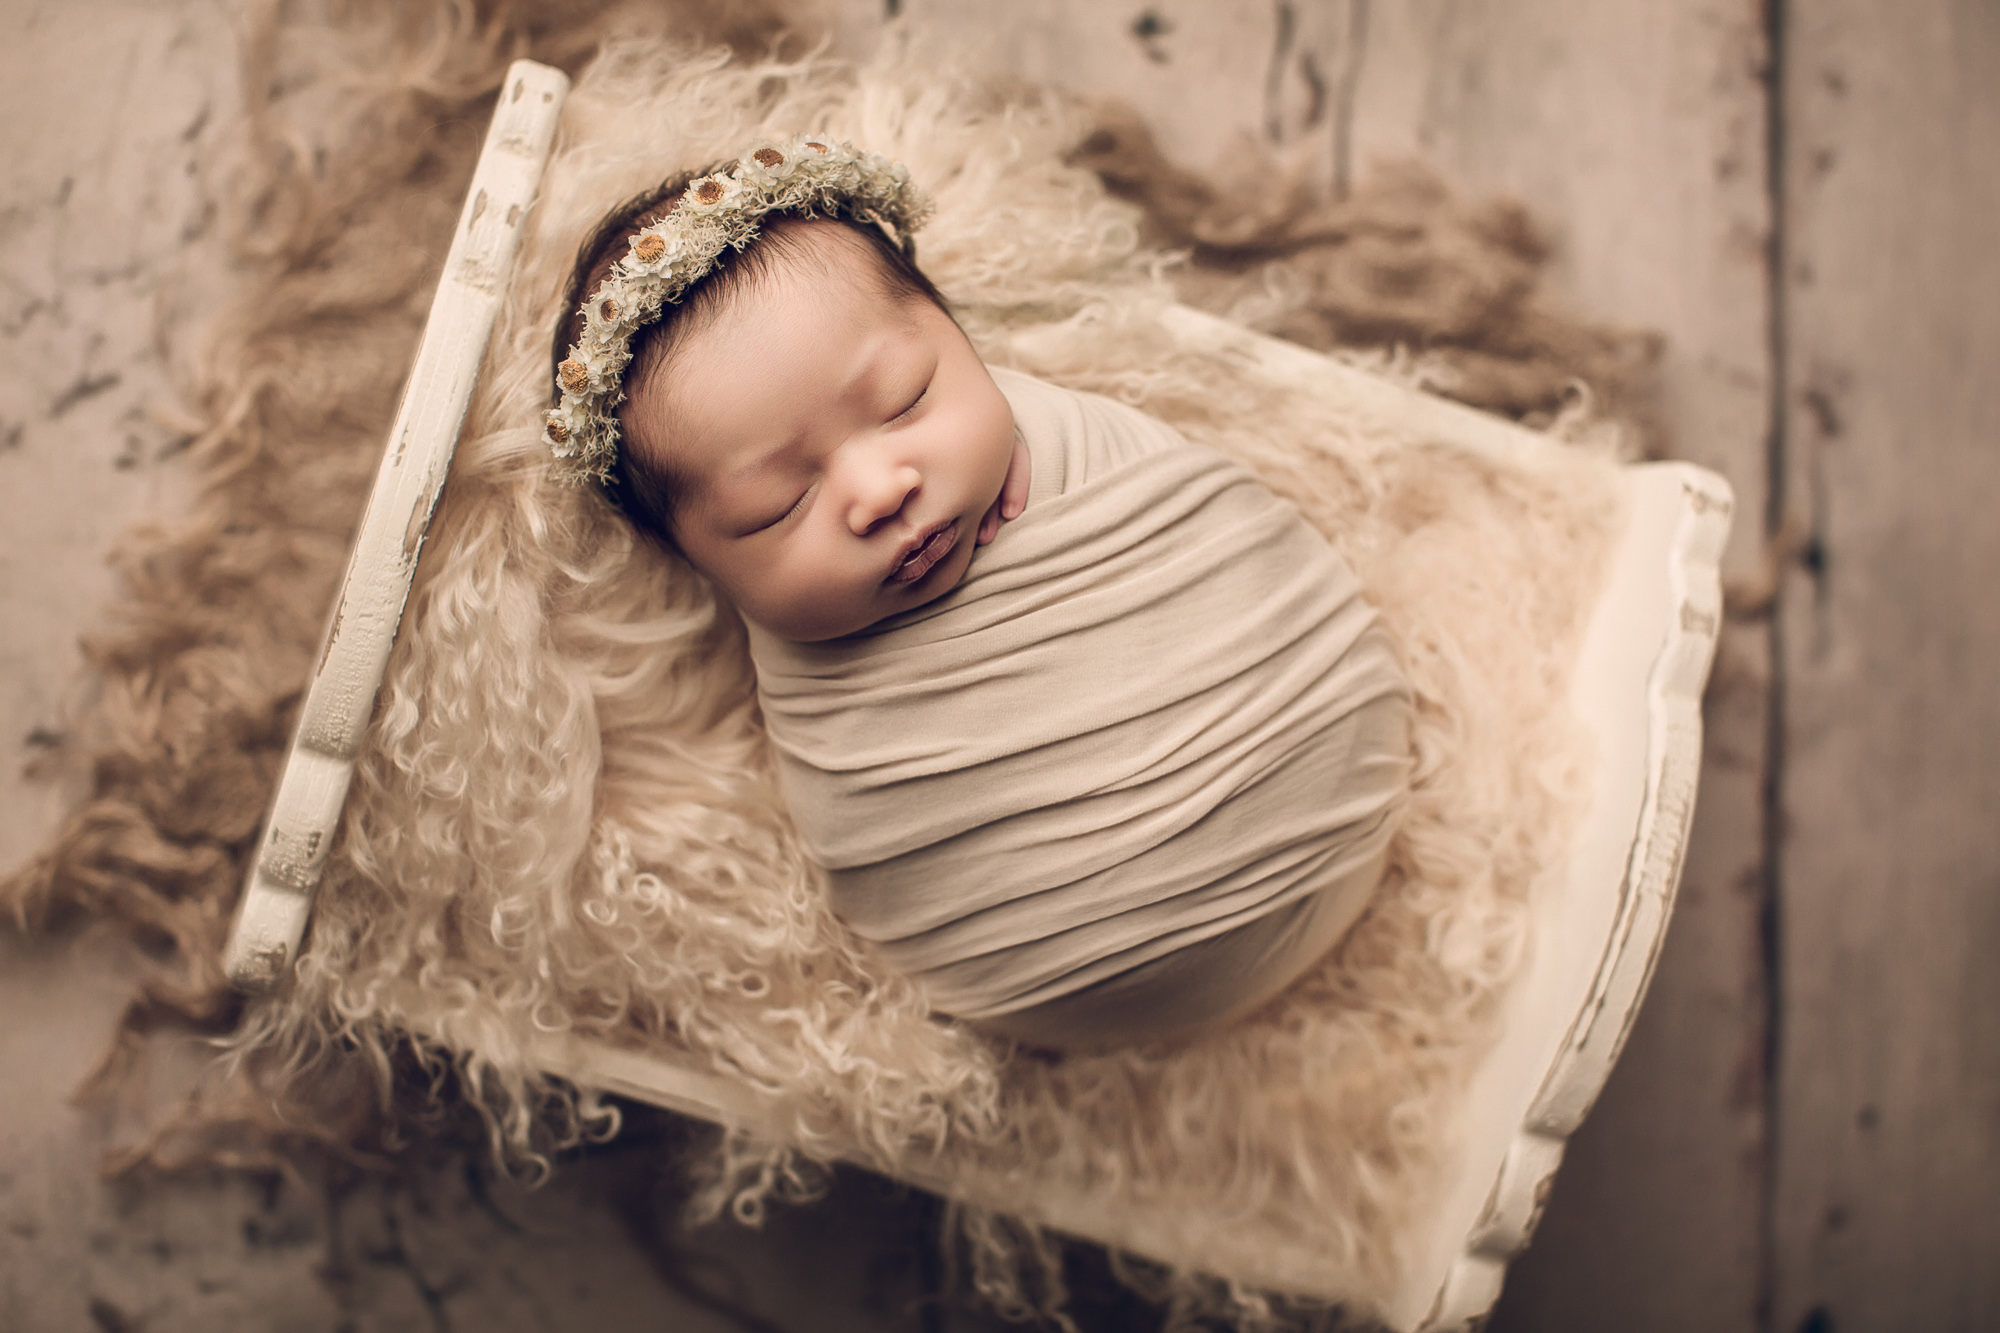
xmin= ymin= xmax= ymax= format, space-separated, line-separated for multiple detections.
xmin=886 ymin=520 xmax=958 ymax=586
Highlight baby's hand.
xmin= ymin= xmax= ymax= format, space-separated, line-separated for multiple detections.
xmin=977 ymin=436 xmax=1032 ymax=546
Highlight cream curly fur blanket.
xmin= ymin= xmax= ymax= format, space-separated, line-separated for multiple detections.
xmin=9 ymin=14 xmax=1626 ymax=1325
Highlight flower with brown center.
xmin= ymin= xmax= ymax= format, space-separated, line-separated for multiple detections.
xmin=752 ymin=147 xmax=784 ymax=168
xmin=558 ymin=359 xmax=590 ymax=395
xmin=631 ymin=233 xmax=665 ymax=263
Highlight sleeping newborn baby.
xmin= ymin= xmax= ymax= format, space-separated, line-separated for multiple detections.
xmin=546 ymin=140 xmax=1411 ymax=1050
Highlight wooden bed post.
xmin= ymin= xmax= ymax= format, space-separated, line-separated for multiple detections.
xmin=223 ymin=60 xmax=570 ymax=988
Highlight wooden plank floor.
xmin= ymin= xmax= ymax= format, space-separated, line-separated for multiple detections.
xmin=2 ymin=2 xmax=1993 ymax=1329
xmin=1773 ymin=3 xmax=2000 ymax=1330
xmin=1341 ymin=12 xmax=1774 ymax=1331
xmin=0 ymin=0 xmax=218 ymax=874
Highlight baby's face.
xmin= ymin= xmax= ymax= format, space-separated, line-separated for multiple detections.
xmin=629 ymin=229 xmax=1017 ymax=642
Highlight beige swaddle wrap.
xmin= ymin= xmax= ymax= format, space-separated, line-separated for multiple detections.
xmin=749 ymin=369 xmax=1411 ymax=1032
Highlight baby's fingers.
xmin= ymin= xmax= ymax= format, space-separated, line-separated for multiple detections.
xmin=1000 ymin=437 xmax=1031 ymax=520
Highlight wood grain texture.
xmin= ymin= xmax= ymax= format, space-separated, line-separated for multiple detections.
xmin=1342 ymin=8 xmax=1774 ymax=1330
xmin=1774 ymin=3 xmax=2000 ymax=1330
xmin=6 ymin=3 xmax=1980 ymax=1328
xmin=0 ymin=0 xmax=227 ymax=874
xmin=870 ymin=0 xmax=1359 ymax=193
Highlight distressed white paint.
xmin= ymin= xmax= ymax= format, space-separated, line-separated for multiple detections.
xmin=222 ymin=60 xmax=570 ymax=989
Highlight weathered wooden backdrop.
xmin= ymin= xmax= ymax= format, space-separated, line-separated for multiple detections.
xmin=1 ymin=1 xmax=1993 ymax=1330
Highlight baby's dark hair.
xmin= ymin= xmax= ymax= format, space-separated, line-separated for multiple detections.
xmin=554 ymin=167 xmax=951 ymax=547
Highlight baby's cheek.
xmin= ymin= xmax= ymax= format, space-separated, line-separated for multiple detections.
xmin=958 ymin=407 xmax=1007 ymax=495
xmin=766 ymin=555 xmax=870 ymax=641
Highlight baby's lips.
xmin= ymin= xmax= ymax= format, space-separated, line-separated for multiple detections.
xmin=887 ymin=519 xmax=957 ymax=584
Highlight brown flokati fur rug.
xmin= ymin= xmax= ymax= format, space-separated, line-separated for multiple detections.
xmin=4 ymin=2 xmax=1646 ymax=1326
xmin=1070 ymin=101 xmax=1663 ymax=448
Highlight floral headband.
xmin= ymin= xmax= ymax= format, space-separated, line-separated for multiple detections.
xmin=544 ymin=136 xmax=933 ymax=483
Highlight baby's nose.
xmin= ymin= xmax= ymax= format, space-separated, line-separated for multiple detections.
xmin=846 ymin=461 xmax=922 ymax=535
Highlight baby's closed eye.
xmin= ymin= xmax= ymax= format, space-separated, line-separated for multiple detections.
xmin=888 ymin=379 xmax=930 ymax=425
xmin=746 ymin=483 xmax=815 ymax=535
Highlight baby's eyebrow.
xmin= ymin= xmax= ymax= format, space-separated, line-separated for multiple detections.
xmin=718 ymin=346 xmax=895 ymax=486
xmin=697 ymin=435 xmax=809 ymax=534
xmin=720 ymin=431 xmax=808 ymax=491
xmin=832 ymin=327 xmax=917 ymax=406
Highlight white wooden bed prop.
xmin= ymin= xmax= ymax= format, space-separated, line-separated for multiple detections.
xmin=223 ymin=59 xmax=571 ymax=987
xmin=223 ymin=60 xmax=1731 ymax=1333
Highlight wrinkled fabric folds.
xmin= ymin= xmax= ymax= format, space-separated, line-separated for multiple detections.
xmin=750 ymin=370 xmax=1412 ymax=1020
